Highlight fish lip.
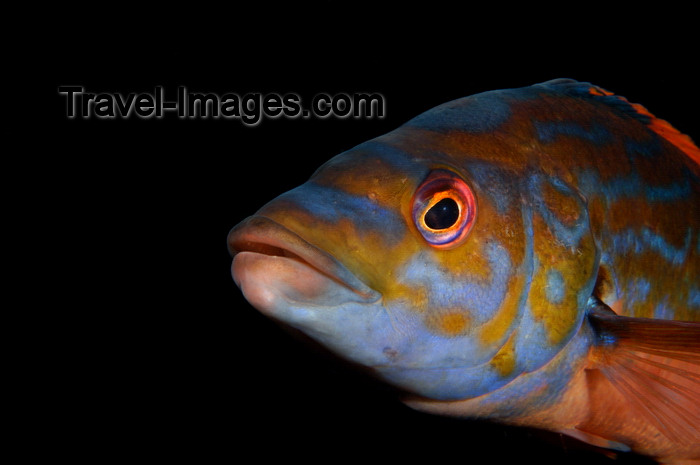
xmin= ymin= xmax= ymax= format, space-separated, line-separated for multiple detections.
xmin=228 ymin=215 xmax=380 ymax=302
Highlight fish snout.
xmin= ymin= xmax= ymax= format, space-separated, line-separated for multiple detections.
xmin=228 ymin=216 xmax=380 ymax=313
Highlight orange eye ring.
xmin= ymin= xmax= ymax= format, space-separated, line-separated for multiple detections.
xmin=412 ymin=169 xmax=476 ymax=249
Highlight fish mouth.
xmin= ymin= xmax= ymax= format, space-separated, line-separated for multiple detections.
xmin=228 ymin=216 xmax=380 ymax=303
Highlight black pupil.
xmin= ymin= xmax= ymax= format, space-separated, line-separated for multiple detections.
xmin=424 ymin=198 xmax=460 ymax=230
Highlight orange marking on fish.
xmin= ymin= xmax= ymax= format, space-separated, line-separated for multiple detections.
xmin=528 ymin=212 xmax=597 ymax=344
xmin=631 ymin=101 xmax=700 ymax=166
xmin=479 ymin=273 xmax=525 ymax=346
xmin=541 ymin=181 xmax=581 ymax=228
xmin=489 ymin=330 xmax=517 ymax=377
xmin=432 ymin=311 xmax=471 ymax=337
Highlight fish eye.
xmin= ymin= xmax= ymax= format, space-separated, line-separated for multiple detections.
xmin=412 ymin=170 xmax=476 ymax=249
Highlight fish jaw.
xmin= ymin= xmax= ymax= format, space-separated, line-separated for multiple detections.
xmin=229 ymin=215 xmax=381 ymax=311
xmin=228 ymin=215 xmax=402 ymax=368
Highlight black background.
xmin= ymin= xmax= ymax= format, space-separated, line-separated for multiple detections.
xmin=44 ymin=7 xmax=695 ymax=464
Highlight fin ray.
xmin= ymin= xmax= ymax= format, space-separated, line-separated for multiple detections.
xmin=588 ymin=303 xmax=700 ymax=447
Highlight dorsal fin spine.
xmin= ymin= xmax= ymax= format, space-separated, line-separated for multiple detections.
xmin=587 ymin=84 xmax=700 ymax=166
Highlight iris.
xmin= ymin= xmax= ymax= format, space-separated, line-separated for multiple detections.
xmin=411 ymin=169 xmax=477 ymax=249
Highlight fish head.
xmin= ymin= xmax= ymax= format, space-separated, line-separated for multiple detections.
xmin=228 ymin=84 xmax=599 ymax=401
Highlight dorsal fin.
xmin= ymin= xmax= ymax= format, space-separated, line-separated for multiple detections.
xmin=538 ymin=79 xmax=700 ymax=166
xmin=588 ymin=84 xmax=700 ymax=166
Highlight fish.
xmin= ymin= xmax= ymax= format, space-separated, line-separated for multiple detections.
xmin=227 ymin=79 xmax=700 ymax=464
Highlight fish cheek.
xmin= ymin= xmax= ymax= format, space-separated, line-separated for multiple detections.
xmin=435 ymin=197 xmax=528 ymax=348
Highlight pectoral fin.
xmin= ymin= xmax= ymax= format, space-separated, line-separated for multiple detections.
xmin=583 ymin=298 xmax=700 ymax=452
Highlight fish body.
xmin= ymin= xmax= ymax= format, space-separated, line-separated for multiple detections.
xmin=228 ymin=79 xmax=700 ymax=464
